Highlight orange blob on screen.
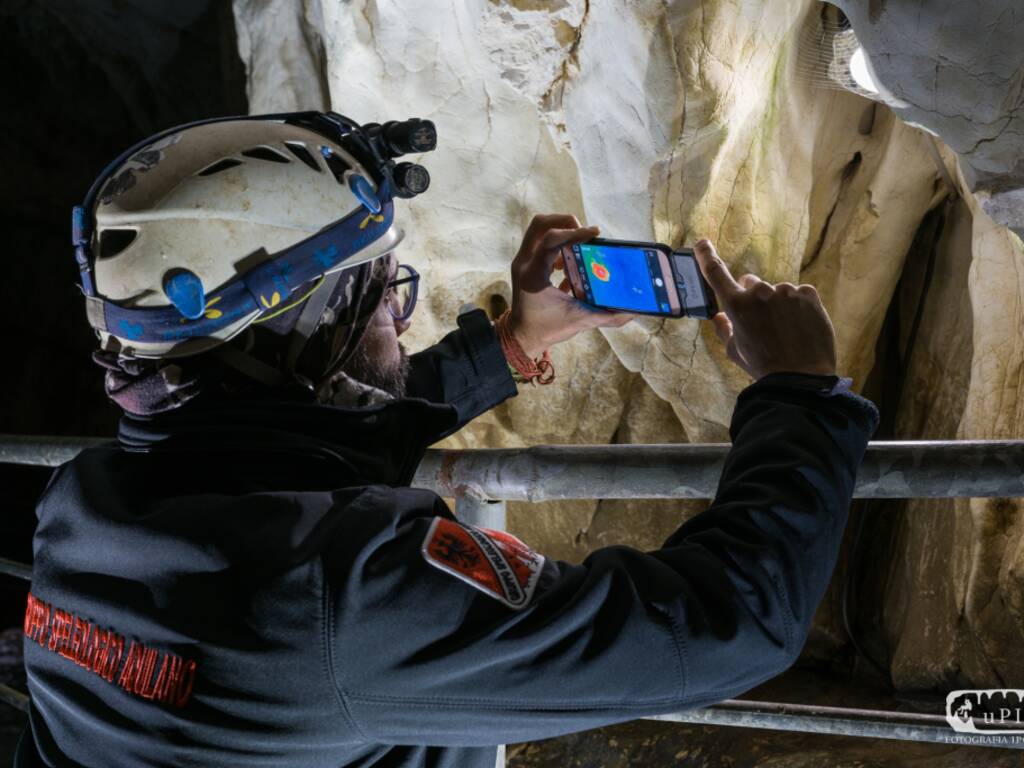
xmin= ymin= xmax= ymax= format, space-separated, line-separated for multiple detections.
xmin=590 ymin=262 xmax=610 ymax=282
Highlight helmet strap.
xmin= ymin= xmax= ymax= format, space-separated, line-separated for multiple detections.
xmin=283 ymin=270 xmax=346 ymax=374
xmin=213 ymin=340 xmax=291 ymax=389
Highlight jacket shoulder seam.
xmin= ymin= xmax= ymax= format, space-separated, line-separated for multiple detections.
xmin=770 ymin=571 xmax=796 ymax=658
xmin=660 ymin=606 xmax=688 ymax=702
xmin=344 ymin=690 xmax=685 ymax=710
xmin=322 ymin=558 xmax=371 ymax=742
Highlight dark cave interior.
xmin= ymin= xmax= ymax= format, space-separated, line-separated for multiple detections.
xmin=0 ymin=0 xmax=246 ymax=756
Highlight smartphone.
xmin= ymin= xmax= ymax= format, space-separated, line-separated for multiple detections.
xmin=561 ymin=237 xmax=719 ymax=319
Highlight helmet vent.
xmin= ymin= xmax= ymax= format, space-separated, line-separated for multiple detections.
xmin=197 ymin=158 xmax=243 ymax=176
xmin=284 ymin=142 xmax=322 ymax=172
xmin=322 ymin=151 xmax=351 ymax=184
xmin=241 ymin=146 xmax=291 ymax=163
xmin=98 ymin=228 xmax=138 ymax=259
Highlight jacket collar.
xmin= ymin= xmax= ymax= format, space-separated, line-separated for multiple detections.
xmin=116 ymin=390 xmax=458 ymax=489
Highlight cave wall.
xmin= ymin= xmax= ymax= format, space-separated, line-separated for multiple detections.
xmin=879 ymin=165 xmax=1024 ymax=692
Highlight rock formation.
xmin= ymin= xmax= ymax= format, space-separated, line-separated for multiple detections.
xmin=835 ymin=0 xmax=1024 ymax=239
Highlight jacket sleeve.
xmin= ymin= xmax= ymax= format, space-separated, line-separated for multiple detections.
xmin=324 ymin=372 xmax=880 ymax=746
xmin=404 ymin=307 xmax=518 ymax=437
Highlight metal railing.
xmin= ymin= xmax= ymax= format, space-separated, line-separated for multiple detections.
xmin=3 ymin=434 xmax=1023 ymax=499
xmin=4 ymin=435 xmax=1024 ymax=753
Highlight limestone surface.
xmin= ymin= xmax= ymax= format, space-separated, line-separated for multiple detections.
xmin=234 ymin=0 xmax=329 ymax=112
xmin=878 ymin=160 xmax=1024 ymax=693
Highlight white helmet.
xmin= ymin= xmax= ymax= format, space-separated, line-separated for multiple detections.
xmin=73 ymin=112 xmax=435 ymax=361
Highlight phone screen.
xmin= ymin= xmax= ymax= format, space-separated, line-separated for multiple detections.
xmin=672 ymin=251 xmax=714 ymax=317
xmin=570 ymin=243 xmax=673 ymax=313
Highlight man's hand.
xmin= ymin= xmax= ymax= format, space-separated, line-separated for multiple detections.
xmin=508 ymin=214 xmax=637 ymax=358
xmin=693 ymin=239 xmax=838 ymax=381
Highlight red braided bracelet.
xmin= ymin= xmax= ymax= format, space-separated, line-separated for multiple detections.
xmin=494 ymin=309 xmax=555 ymax=386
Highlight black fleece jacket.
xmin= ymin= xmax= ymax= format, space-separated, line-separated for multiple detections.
xmin=20 ymin=308 xmax=880 ymax=767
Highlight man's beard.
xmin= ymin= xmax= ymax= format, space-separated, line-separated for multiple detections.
xmin=338 ymin=339 xmax=411 ymax=399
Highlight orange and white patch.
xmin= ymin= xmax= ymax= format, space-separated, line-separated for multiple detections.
xmin=421 ymin=518 xmax=544 ymax=610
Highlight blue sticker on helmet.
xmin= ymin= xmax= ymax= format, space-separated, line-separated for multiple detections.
xmin=119 ymin=319 xmax=144 ymax=341
xmin=313 ymin=244 xmax=338 ymax=268
xmin=348 ymin=174 xmax=382 ymax=214
xmin=163 ymin=270 xmax=206 ymax=320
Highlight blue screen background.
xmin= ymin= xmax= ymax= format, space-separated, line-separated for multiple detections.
xmin=580 ymin=244 xmax=658 ymax=312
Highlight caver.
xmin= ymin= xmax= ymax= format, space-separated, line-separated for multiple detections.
xmin=18 ymin=111 xmax=879 ymax=768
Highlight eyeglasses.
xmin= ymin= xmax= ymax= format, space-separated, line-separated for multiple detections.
xmin=385 ymin=263 xmax=419 ymax=321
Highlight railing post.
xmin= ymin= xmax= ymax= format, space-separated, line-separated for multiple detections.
xmin=454 ymin=495 xmax=507 ymax=768
xmin=0 ymin=683 xmax=29 ymax=713
xmin=453 ymin=496 xmax=507 ymax=531
xmin=0 ymin=556 xmax=32 ymax=581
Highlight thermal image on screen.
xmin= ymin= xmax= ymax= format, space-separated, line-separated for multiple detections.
xmin=579 ymin=244 xmax=659 ymax=312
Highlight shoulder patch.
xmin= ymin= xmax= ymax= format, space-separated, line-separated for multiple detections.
xmin=421 ymin=517 xmax=544 ymax=610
